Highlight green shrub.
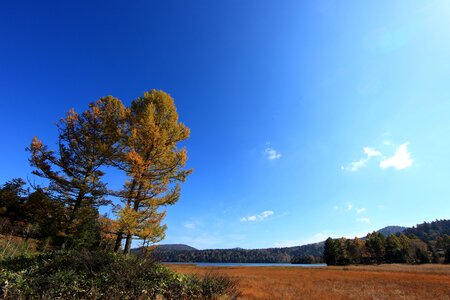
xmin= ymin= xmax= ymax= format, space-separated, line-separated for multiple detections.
xmin=0 ymin=250 xmax=239 ymax=299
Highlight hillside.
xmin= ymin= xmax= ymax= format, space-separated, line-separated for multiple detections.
xmin=377 ymin=226 xmax=406 ymax=237
xmin=402 ymin=219 xmax=450 ymax=242
xmin=147 ymin=220 xmax=450 ymax=264
xmin=155 ymin=244 xmax=198 ymax=251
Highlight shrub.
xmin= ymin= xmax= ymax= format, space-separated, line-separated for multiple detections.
xmin=0 ymin=250 xmax=238 ymax=299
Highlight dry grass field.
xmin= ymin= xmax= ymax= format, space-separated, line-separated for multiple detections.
xmin=169 ymin=264 xmax=450 ymax=299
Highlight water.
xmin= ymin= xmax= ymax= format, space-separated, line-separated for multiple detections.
xmin=164 ymin=262 xmax=326 ymax=267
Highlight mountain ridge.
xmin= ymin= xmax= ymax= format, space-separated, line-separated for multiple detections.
xmin=133 ymin=220 xmax=448 ymax=263
xmin=150 ymin=225 xmax=406 ymax=252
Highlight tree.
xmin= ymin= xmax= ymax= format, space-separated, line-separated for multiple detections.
xmin=365 ymin=232 xmax=386 ymax=264
xmin=324 ymin=238 xmax=339 ymax=265
xmin=24 ymin=188 xmax=65 ymax=247
xmin=0 ymin=178 xmax=28 ymax=222
xmin=28 ymin=97 xmax=125 ymax=248
xmin=444 ymin=235 xmax=450 ymax=264
xmin=385 ymin=234 xmax=405 ymax=263
xmin=407 ymin=237 xmax=430 ymax=264
xmin=112 ymin=90 xmax=192 ymax=254
xmin=346 ymin=238 xmax=363 ymax=264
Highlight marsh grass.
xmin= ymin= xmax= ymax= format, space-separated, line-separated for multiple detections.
xmin=170 ymin=264 xmax=450 ymax=299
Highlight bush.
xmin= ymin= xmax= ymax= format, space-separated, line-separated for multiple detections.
xmin=0 ymin=250 xmax=239 ymax=299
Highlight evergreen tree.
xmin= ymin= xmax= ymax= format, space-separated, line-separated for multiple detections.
xmin=324 ymin=238 xmax=339 ymax=265
xmin=365 ymin=232 xmax=386 ymax=264
xmin=385 ymin=234 xmax=405 ymax=263
xmin=28 ymin=97 xmax=124 ymax=248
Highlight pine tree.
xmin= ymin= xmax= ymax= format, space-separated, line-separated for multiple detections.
xmin=28 ymin=97 xmax=125 ymax=248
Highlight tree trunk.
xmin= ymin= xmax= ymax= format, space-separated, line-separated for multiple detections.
xmin=114 ymin=232 xmax=123 ymax=252
xmin=124 ymin=234 xmax=132 ymax=255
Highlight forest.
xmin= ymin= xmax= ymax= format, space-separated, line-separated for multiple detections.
xmin=152 ymin=242 xmax=324 ymax=264
xmin=324 ymin=220 xmax=450 ymax=265
xmin=151 ymin=220 xmax=450 ymax=265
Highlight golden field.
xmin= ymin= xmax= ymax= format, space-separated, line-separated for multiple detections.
xmin=169 ymin=264 xmax=450 ymax=299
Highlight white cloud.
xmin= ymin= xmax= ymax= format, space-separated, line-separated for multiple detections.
xmin=380 ymin=143 xmax=412 ymax=170
xmin=357 ymin=217 xmax=371 ymax=223
xmin=363 ymin=147 xmax=381 ymax=158
xmin=344 ymin=146 xmax=381 ymax=172
xmin=260 ymin=211 xmax=273 ymax=218
xmin=183 ymin=222 xmax=196 ymax=229
xmin=240 ymin=210 xmax=274 ymax=222
xmin=347 ymin=204 xmax=353 ymax=211
xmin=333 ymin=205 xmax=339 ymax=210
xmin=356 ymin=208 xmax=367 ymax=214
xmin=348 ymin=158 xmax=367 ymax=172
xmin=344 ymin=141 xmax=413 ymax=172
xmin=265 ymin=147 xmax=281 ymax=160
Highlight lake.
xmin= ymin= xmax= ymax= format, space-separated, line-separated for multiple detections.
xmin=164 ymin=262 xmax=327 ymax=267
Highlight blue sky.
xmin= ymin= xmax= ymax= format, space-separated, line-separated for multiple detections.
xmin=1 ymin=0 xmax=450 ymax=249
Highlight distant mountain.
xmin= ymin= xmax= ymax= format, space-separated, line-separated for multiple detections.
xmin=131 ymin=244 xmax=197 ymax=256
xmin=154 ymin=244 xmax=198 ymax=251
xmin=152 ymin=242 xmax=325 ymax=264
xmin=377 ymin=226 xmax=406 ymax=237
xmin=134 ymin=220 xmax=449 ymax=263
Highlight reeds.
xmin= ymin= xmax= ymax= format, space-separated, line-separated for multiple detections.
xmin=170 ymin=264 xmax=450 ymax=299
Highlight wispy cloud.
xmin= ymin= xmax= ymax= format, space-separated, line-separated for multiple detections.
xmin=346 ymin=158 xmax=366 ymax=172
xmin=347 ymin=204 xmax=353 ymax=211
xmin=240 ymin=210 xmax=274 ymax=222
xmin=273 ymin=232 xmax=329 ymax=247
xmin=178 ymin=234 xmax=223 ymax=249
xmin=265 ymin=147 xmax=281 ymax=160
xmin=183 ymin=222 xmax=196 ymax=229
xmin=343 ymin=147 xmax=381 ymax=171
xmin=364 ymin=147 xmax=381 ymax=158
xmin=356 ymin=208 xmax=367 ymax=214
xmin=357 ymin=217 xmax=371 ymax=223
xmin=380 ymin=143 xmax=412 ymax=170
xmin=273 ymin=239 xmax=305 ymax=247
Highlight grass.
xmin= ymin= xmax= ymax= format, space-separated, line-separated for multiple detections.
xmin=169 ymin=264 xmax=450 ymax=299
xmin=0 ymin=234 xmax=37 ymax=259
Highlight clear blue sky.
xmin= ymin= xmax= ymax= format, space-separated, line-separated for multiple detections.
xmin=1 ymin=1 xmax=450 ymax=249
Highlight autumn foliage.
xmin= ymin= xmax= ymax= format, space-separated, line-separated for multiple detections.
xmin=24 ymin=90 xmax=191 ymax=253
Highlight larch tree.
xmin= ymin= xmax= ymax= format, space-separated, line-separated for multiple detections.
xmin=27 ymin=96 xmax=125 ymax=248
xmin=112 ymin=90 xmax=192 ymax=254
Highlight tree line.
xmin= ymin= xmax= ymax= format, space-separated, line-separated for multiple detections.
xmin=152 ymin=220 xmax=450 ymax=265
xmin=152 ymin=243 xmax=325 ymax=263
xmin=0 ymin=90 xmax=191 ymax=254
xmin=324 ymin=220 xmax=450 ymax=265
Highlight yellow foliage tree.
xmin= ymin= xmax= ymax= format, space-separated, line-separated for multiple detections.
xmin=113 ymin=90 xmax=192 ymax=254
